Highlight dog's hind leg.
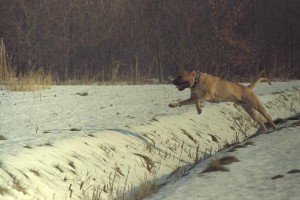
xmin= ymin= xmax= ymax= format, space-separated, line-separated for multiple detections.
xmin=254 ymin=101 xmax=276 ymax=130
xmin=243 ymin=94 xmax=276 ymax=130
xmin=241 ymin=105 xmax=268 ymax=132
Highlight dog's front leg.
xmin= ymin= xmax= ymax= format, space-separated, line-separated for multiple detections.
xmin=169 ymin=98 xmax=194 ymax=108
xmin=195 ymin=99 xmax=202 ymax=114
xmin=195 ymin=93 xmax=213 ymax=114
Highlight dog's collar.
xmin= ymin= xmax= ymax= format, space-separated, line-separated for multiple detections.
xmin=192 ymin=71 xmax=201 ymax=88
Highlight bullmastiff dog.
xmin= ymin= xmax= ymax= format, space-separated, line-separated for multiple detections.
xmin=169 ymin=70 xmax=276 ymax=132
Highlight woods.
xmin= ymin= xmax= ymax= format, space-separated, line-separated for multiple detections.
xmin=0 ymin=0 xmax=299 ymax=82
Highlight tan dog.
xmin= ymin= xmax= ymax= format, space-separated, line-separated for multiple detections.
xmin=169 ymin=70 xmax=276 ymax=132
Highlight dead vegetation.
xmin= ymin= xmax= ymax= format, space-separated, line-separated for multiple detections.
xmin=228 ymin=140 xmax=255 ymax=152
xmin=12 ymin=179 xmax=27 ymax=195
xmin=287 ymin=169 xmax=300 ymax=174
xmin=218 ymin=156 xmax=240 ymax=165
xmin=76 ymin=92 xmax=89 ymax=96
xmin=0 ymin=39 xmax=52 ymax=91
xmin=271 ymin=175 xmax=284 ymax=180
xmin=202 ymin=160 xmax=230 ymax=173
xmin=202 ymin=156 xmax=239 ymax=173
xmin=29 ymin=168 xmax=41 ymax=177
xmin=0 ymin=96 xmax=296 ymax=199
xmin=181 ymin=129 xmax=197 ymax=144
xmin=134 ymin=153 xmax=155 ymax=173
xmin=0 ymin=169 xmax=27 ymax=195
xmin=0 ymin=185 xmax=10 ymax=195
xmin=0 ymin=134 xmax=7 ymax=140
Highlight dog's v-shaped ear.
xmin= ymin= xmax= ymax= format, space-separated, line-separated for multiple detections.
xmin=191 ymin=70 xmax=197 ymax=77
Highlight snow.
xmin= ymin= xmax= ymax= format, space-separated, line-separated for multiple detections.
xmin=0 ymin=81 xmax=300 ymax=199
xmin=146 ymin=125 xmax=300 ymax=200
xmin=0 ymin=85 xmax=189 ymax=155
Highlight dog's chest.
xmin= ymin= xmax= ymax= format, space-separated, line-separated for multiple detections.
xmin=190 ymin=87 xmax=204 ymax=98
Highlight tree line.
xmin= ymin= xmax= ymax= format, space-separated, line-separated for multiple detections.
xmin=0 ymin=0 xmax=299 ymax=82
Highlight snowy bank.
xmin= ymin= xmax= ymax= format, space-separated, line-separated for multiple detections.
xmin=146 ymin=120 xmax=300 ymax=200
xmin=0 ymin=81 xmax=300 ymax=199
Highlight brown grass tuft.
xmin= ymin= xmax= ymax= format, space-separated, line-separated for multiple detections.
xmin=12 ymin=179 xmax=27 ymax=194
xmin=29 ymin=168 xmax=41 ymax=177
xmin=202 ymin=156 xmax=239 ymax=173
xmin=137 ymin=181 xmax=158 ymax=199
xmin=181 ymin=129 xmax=197 ymax=144
xmin=202 ymin=160 xmax=229 ymax=173
xmin=218 ymin=156 xmax=239 ymax=165
xmin=134 ymin=153 xmax=154 ymax=172
xmin=291 ymin=120 xmax=300 ymax=127
xmin=271 ymin=175 xmax=284 ymax=180
xmin=0 ymin=134 xmax=7 ymax=140
xmin=287 ymin=169 xmax=300 ymax=174
xmin=1 ymin=39 xmax=53 ymax=91
xmin=0 ymin=185 xmax=10 ymax=195
xmin=5 ymin=69 xmax=53 ymax=91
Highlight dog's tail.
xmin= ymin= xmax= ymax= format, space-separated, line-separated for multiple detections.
xmin=248 ymin=78 xmax=271 ymax=90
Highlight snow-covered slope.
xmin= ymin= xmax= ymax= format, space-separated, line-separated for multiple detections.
xmin=146 ymin=122 xmax=300 ymax=200
xmin=0 ymin=81 xmax=299 ymax=199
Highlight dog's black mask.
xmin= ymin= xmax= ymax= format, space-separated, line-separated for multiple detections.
xmin=172 ymin=71 xmax=194 ymax=91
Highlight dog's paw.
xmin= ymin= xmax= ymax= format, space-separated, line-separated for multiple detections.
xmin=197 ymin=109 xmax=202 ymax=114
xmin=169 ymin=103 xmax=179 ymax=108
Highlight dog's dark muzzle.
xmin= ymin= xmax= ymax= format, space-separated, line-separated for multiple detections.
xmin=172 ymin=79 xmax=179 ymax=85
xmin=173 ymin=79 xmax=189 ymax=91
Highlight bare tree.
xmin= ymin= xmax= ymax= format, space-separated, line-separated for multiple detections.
xmin=1 ymin=0 xmax=299 ymax=81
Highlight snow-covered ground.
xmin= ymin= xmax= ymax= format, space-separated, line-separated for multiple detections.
xmin=0 ymin=85 xmax=190 ymax=155
xmin=0 ymin=81 xmax=300 ymax=199
xmin=146 ymin=122 xmax=300 ymax=200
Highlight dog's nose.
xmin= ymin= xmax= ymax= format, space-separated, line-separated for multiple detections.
xmin=172 ymin=79 xmax=177 ymax=85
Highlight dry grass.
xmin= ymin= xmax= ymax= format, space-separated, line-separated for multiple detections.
xmin=54 ymin=164 xmax=64 ymax=173
xmin=29 ymin=168 xmax=41 ymax=177
xmin=181 ymin=129 xmax=197 ymax=144
xmin=0 ymin=39 xmax=53 ymax=91
xmin=0 ymin=168 xmax=26 ymax=195
xmin=0 ymin=185 xmax=10 ymax=195
xmin=202 ymin=156 xmax=239 ymax=173
xmin=291 ymin=120 xmax=300 ymax=127
xmin=115 ymin=174 xmax=158 ymax=200
xmin=70 ymin=128 xmax=82 ymax=132
xmin=76 ymin=92 xmax=89 ymax=96
xmin=133 ymin=179 xmax=158 ymax=200
xmin=271 ymin=175 xmax=284 ymax=180
xmin=5 ymin=69 xmax=53 ymax=91
xmin=223 ymin=133 xmax=242 ymax=149
xmin=0 ymin=134 xmax=7 ymax=140
xmin=12 ymin=179 xmax=27 ymax=194
xmin=134 ymin=153 xmax=154 ymax=173
xmin=83 ymin=185 xmax=103 ymax=200
xmin=218 ymin=156 xmax=240 ymax=165
xmin=80 ymin=164 xmax=159 ymax=200
xmin=287 ymin=169 xmax=300 ymax=174
xmin=202 ymin=160 xmax=229 ymax=173
xmin=228 ymin=140 xmax=255 ymax=152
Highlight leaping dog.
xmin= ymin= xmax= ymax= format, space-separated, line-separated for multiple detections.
xmin=169 ymin=70 xmax=276 ymax=132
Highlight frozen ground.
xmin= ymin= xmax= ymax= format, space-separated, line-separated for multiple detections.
xmin=1 ymin=84 xmax=190 ymax=155
xmin=0 ymin=81 xmax=300 ymax=199
xmin=146 ymin=122 xmax=300 ymax=200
